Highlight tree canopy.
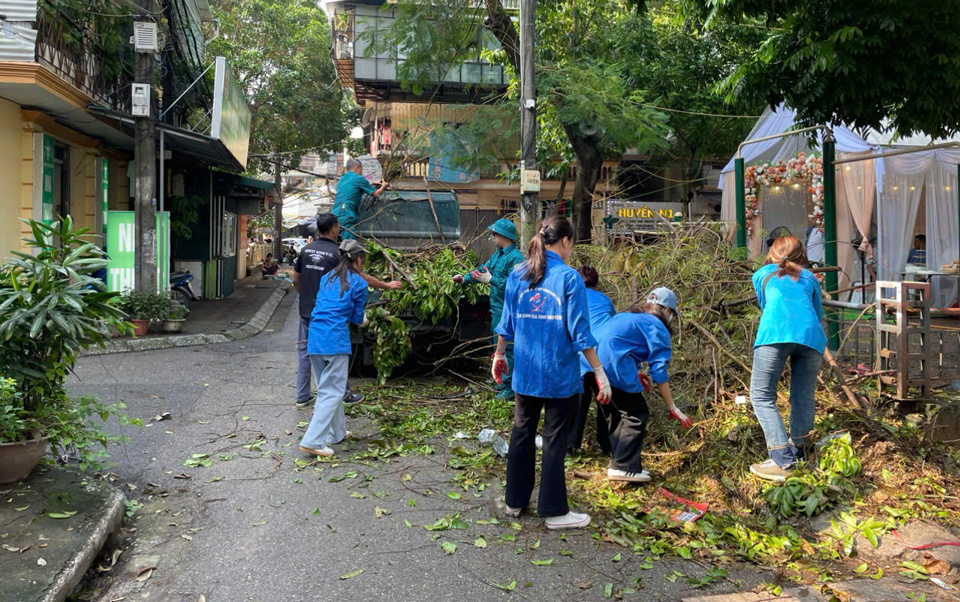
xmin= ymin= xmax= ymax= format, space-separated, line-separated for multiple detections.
xmin=683 ymin=0 xmax=960 ymax=138
xmin=208 ymin=0 xmax=348 ymax=172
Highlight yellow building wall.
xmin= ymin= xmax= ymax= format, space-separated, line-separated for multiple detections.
xmin=0 ymin=99 xmax=25 ymax=258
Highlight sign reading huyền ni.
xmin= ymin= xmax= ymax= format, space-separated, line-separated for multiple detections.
xmin=211 ymin=56 xmax=252 ymax=169
xmin=606 ymin=201 xmax=683 ymax=232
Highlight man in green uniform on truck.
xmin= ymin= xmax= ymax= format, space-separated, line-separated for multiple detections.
xmin=333 ymin=158 xmax=390 ymax=240
xmin=454 ymin=218 xmax=525 ymax=400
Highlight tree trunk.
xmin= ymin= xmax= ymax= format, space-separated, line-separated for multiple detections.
xmin=274 ymin=150 xmax=283 ymax=259
xmin=564 ymin=124 xmax=603 ymax=242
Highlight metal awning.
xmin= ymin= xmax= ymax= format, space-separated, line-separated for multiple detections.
xmin=87 ymin=105 xmax=244 ymax=172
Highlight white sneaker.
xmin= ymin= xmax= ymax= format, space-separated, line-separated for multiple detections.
xmin=607 ymin=468 xmax=651 ymax=483
xmin=545 ymin=511 xmax=591 ymax=530
xmin=299 ymin=445 xmax=334 ymax=457
xmin=505 ymin=505 xmax=522 ymax=518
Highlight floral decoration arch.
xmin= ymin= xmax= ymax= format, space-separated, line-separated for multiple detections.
xmin=744 ymin=152 xmax=824 ymax=237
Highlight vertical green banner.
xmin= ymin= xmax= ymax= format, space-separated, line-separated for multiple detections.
xmin=41 ymin=135 xmax=54 ymax=226
xmin=100 ymin=158 xmax=109 ymax=249
xmin=106 ymin=211 xmax=136 ymax=292
xmin=156 ymin=212 xmax=169 ymax=292
xmin=105 ymin=211 xmax=170 ymax=293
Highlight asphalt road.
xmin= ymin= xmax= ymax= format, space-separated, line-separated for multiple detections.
xmin=68 ymin=294 xmax=771 ymax=602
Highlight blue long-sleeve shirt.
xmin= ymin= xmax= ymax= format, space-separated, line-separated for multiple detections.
xmin=463 ymin=244 xmax=525 ymax=317
xmin=308 ymin=270 xmax=368 ymax=356
xmin=585 ymin=288 xmax=615 ymax=331
xmin=497 ymin=251 xmax=597 ymax=398
xmin=753 ymin=264 xmax=826 ymax=354
xmin=580 ymin=313 xmax=672 ymax=391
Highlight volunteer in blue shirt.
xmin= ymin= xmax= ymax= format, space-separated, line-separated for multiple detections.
xmin=454 ymin=218 xmax=525 ymax=400
xmin=333 ymin=159 xmax=390 ymax=240
xmin=299 ymin=239 xmax=369 ymax=458
xmin=492 ymin=215 xmax=612 ymax=530
xmin=583 ymin=288 xmax=692 ymax=483
xmin=568 ymin=265 xmax=616 ymax=453
xmin=749 ymin=235 xmax=826 ymax=482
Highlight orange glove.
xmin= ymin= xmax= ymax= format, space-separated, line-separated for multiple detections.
xmin=491 ymin=352 xmax=508 ymax=385
xmin=638 ymin=372 xmax=653 ymax=392
xmin=668 ymin=406 xmax=692 ymax=428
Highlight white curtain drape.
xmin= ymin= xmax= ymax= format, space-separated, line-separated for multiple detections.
xmin=878 ymin=155 xmax=927 ymax=282
xmin=721 ymin=171 xmax=737 ymax=240
xmin=924 ymin=153 xmax=960 ymax=307
xmin=837 ymin=155 xmax=876 ymax=257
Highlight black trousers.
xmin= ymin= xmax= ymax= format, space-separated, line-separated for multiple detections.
xmin=600 ymin=386 xmax=649 ymax=473
xmin=506 ymin=392 xmax=578 ymax=517
xmin=568 ymin=374 xmax=611 ymax=455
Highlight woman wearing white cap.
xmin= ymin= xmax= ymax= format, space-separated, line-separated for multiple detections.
xmin=580 ymin=287 xmax=692 ymax=482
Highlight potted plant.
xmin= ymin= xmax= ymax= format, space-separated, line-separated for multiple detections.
xmin=0 ymin=218 xmax=139 ymax=482
xmin=118 ymin=290 xmax=169 ymax=336
xmin=163 ymin=301 xmax=189 ymax=333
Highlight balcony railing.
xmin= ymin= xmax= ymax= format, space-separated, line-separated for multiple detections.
xmin=35 ymin=6 xmax=132 ymax=110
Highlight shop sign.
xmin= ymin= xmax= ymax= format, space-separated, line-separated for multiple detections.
xmin=211 ymin=57 xmax=252 ymax=169
xmin=606 ymin=201 xmax=683 ymax=231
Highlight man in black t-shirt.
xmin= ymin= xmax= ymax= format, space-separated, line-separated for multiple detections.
xmin=293 ymin=214 xmax=402 ymax=408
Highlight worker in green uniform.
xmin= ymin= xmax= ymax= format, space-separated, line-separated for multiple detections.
xmin=454 ymin=218 xmax=525 ymax=400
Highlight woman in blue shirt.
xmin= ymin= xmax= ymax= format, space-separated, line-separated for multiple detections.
xmin=299 ymin=240 xmax=369 ymax=457
xmin=586 ymin=288 xmax=692 ymax=483
xmin=492 ymin=216 xmax=612 ymax=530
xmin=749 ymin=236 xmax=826 ymax=482
xmin=568 ymin=265 xmax=616 ymax=453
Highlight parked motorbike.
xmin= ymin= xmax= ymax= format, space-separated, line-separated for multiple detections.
xmin=170 ymin=271 xmax=198 ymax=310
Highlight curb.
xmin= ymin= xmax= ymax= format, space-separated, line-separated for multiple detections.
xmin=44 ymin=482 xmax=125 ymax=602
xmin=85 ymin=284 xmax=290 ymax=356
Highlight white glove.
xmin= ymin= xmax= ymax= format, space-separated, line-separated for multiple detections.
xmin=593 ymin=365 xmax=612 ymax=404
xmin=361 ymin=312 xmax=370 ymax=328
xmin=667 ymin=405 xmax=692 ymax=428
xmin=472 ymin=268 xmax=492 ymax=284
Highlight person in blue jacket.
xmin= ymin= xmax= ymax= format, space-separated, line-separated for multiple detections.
xmin=333 ymin=159 xmax=390 ymax=240
xmin=749 ymin=235 xmax=825 ymax=482
xmin=299 ymin=239 xmax=369 ymax=457
xmin=454 ymin=218 xmax=525 ymax=399
xmin=583 ymin=288 xmax=693 ymax=483
xmin=568 ymin=265 xmax=616 ymax=453
xmin=491 ymin=215 xmax=612 ymax=530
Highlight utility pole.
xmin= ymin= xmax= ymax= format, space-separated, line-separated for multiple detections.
xmin=518 ymin=0 xmax=538 ymax=249
xmin=274 ymin=150 xmax=283 ymax=259
xmin=134 ymin=4 xmax=158 ymax=293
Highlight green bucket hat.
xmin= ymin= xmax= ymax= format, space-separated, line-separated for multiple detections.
xmin=488 ymin=218 xmax=518 ymax=242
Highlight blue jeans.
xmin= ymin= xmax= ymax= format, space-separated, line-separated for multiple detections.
xmin=750 ymin=343 xmax=823 ymax=468
xmin=301 ymin=354 xmax=349 ymax=449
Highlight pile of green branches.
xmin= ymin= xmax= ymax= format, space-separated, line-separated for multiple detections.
xmin=364 ymin=241 xmax=487 ymax=381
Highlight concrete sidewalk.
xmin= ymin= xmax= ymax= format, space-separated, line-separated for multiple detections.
xmin=87 ymin=276 xmax=290 ymax=355
xmin=1 ymin=466 xmax=125 ymax=602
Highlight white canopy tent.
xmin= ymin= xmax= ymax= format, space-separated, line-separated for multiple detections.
xmin=720 ymin=105 xmax=960 ymax=309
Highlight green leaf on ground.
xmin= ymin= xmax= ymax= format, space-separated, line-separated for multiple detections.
xmin=241 ymin=416 xmax=250 ymax=421
xmin=218 ymin=454 xmax=234 ymax=461
xmin=252 ymin=520 xmax=267 ymax=526
xmin=408 ymin=499 xmax=416 ymax=507
xmin=374 ymin=506 xmax=390 ymax=518
xmin=510 ymin=521 xmax=522 ymax=531
xmin=612 ymin=552 xmax=622 ymax=562
xmin=499 ymin=533 xmax=516 ymax=542
xmin=855 ymin=562 xmax=869 ymax=574
xmin=559 ymin=549 xmax=573 ymax=556
xmin=531 ymin=558 xmax=553 ymax=566
xmin=340 ymin=569 xmax=363 ymax=580
xmin=404 ymin=519 xmax=414 ymax=528
xmin=530 ymin=540 xmax=540 ymax=549
xmin=604 ymin=583 xmax=614 ymax=598
xmin=447 ymin=492 xmax=461 ymax=500
xmin=442 ymin=541 xmax=457 ymax=555
xmin=313 ymin=508 xmax=321 ymax=516
xmin=475 ymin=536 xmax=487 ymax=548
xmin=494 ymin=581 xmax=516 ymax=592
xmin=350 ymin=492 xmax=367 ymax=499
xmin=48 ymin=511 xmax=77 ymax=519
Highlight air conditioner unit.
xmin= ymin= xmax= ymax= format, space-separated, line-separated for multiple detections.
xmin=133 ymin=21 xmax=159 ymax=53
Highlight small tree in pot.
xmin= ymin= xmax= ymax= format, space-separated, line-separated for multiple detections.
xmin=163 ymin=300 xmax=189 ymax=333
xmin=0 ymin=218 xmax=139 ymax=482
xmin=117 ymin=290 xmax=170 ymax=336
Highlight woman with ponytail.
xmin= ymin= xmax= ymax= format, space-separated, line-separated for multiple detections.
xmin=300 ymin=239 xmax=369 ymax=457
xmin=492 ymin=215 xmax=611 ymax=530
xmin=749 ymin=235 xmax=826 ymax=482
